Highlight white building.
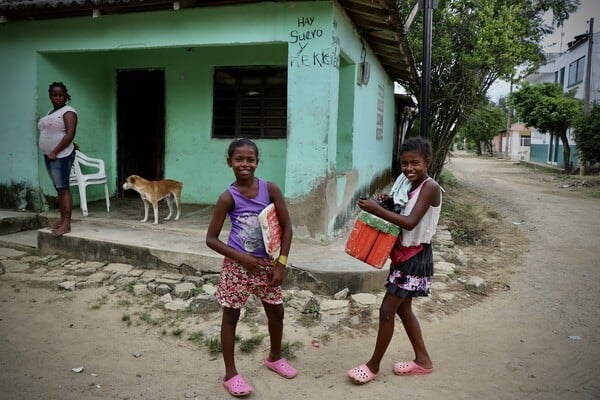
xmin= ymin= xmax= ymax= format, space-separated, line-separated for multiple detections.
xmin=523 ymin=25 xmax=599 ymax=168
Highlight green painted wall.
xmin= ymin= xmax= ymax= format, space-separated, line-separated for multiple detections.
xmin=0 ymin=1 xmax=398 ymax=237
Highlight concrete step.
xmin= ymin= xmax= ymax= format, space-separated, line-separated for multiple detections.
xmin=1 ymin=209 xmax=386 ymax=295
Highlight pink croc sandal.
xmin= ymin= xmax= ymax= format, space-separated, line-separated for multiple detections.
xmin=222 ymin=374 xmax=253 ymax=397
xmin=265 ymin=357 xmax=298 ymax=379
xmin=393 ymin=360 xmax=433 ymax=376
xmin=347 ymin=364 xmax=377 ymax=384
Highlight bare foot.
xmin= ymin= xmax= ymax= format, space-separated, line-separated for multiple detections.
xmin=51 ymin=221 xmax=62 ymax=230
xmin=51 ymin=225 xmax=71 ymax=237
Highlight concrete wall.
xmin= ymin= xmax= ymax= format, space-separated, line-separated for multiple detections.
xmin=0 ymin=0 xmax=397 ymax=238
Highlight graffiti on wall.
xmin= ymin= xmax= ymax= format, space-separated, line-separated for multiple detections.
xmin=289 ymin=16 xmax=339 ymax=69
xmin=376 ymin=82 xmax=384 ymax=140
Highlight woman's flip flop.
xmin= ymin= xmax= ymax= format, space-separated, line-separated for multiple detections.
xmin=393 ymin=360 xmax=433 ymax=375
xmin=222 ymin=374 xmax=253 ymax=397
xmin=347 ymin=364 xmax=377 ymax=384
xmin=265 ymin=357 xmax=298 ymax=379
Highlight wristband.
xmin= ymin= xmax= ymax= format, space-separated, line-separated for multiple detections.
xmin=276 ymin=255 xmax=288 ymax=267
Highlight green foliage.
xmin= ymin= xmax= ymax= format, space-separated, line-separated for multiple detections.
xmin=458 ymin=101 xmax=506 ymax=155
xmin=205 ymin=337 xmax=222 ymax=355
xmin=171 ymin=328 xmax=184 ymax=337
xmin=187 ymin=331 xmax=205 ymax=345
xmin=281 ymin=340 xmax=303 ymax=360
xmin=239 ymin=334 xmax=267 ymax=353
xmin=190 ymin=287 xmax=205 ymax=297
xmin=440 ymin=186 xmax=496 ymax=245
xmin=396 ymin=0 xmax=580 ymax=178
xmin=437 ymin=169 xmax=459 ymax=189
xmin=510 ymin=82 xmax=582 ymax=134
xmin=0 ymin=181 xmax=46 ymax=211
xmin=510 ymin=82 xmax=583 ymax=172
xmin=121 ymin=313 xmax=132 ymax=327
xmin=573 ymin=103 xmax=600 ymax=164
xmin=136 ymin=311 xmax=160 ymax=326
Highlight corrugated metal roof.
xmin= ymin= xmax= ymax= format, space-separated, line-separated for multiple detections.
xmin=0 ymin=0 xmax=418 ymax=87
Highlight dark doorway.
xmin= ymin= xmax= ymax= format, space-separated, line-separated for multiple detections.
xmin=117 ymin=70 xmax=165 ymax=197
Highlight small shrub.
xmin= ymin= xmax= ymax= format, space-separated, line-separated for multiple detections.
xmin=281 ymin=341 xmax=303 ymax=360
xmin=205 ymin=337 xmax=222 ymax=355
xmin=187 ymin=331 xmax=205 ymax=345
xmin=121 ymin=314 xmax=132 ymax=327
xmin=117 ymin=299 xmax=132 ymax=308
xmin=438 ymin=170 xmax=459 ymax=188
xmin=90 ymin=295 xmax=108 ymax=310
xmin=137 ymin=311 xmax=159 ymax=326
xmin=239 ymin=334 xmax=267 ymax=353
xmin=171 ymin=328 xmax=184 ymax=337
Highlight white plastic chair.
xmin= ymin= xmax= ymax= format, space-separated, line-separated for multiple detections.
xmin=69 ymin=150 xmax=110 ymax=217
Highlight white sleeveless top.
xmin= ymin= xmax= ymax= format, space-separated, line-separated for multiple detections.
xmin=38 ymin=105 xmax=77 ymax=158
xmin=401 ymin=178 xmax=442 ymax=246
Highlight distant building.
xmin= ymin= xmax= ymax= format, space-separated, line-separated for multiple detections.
xmin=523 ymin=26 xmax=599 ymax=169
xmin=494 ymin=123 xmax=530 ymax=160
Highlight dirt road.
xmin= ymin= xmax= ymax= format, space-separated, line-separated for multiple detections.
xmin=1 ymin=155 xmax=599 ymax=400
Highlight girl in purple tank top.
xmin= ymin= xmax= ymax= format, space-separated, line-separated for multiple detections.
xmin=206 ymin=138 xmax=296 ymax=397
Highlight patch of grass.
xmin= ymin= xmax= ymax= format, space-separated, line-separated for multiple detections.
xmin=136 ymin=311 xmax=159 ymax=326
xmin=190 ymin=287 xmax=205 ymax=297
xmin=171 ymin=328 xmax=184 ymax=337
xmin=90 ymin=294 xmax=108 ymax=310
xmin=438 ymin=169 xmax=459 ymax=188
xmin=283 ymin=293 xmax=293 ymax=307
xmin=187 ymin=331 xmax=205 ymax=345
xmin=298 ymin=313 xmax=319 ymax=327
xmin=486 ymin=209 xmax=501 ymax=219
xmin=121 ymin=314 xmax=132 ymax=327
xmin=590 ymin=188 xmax=600 ymax=198
xmin=281 ymin=340 xmax=303 ymax=360
xmin=116 ymin=299 xmax=132 ymax=308
xmin=239 ymin=334 xmax=267 ymax=353
xmin=45 ymin=294 xmax=75 ymax=304
xmin=125 ymin=281 xmax=136 ymax=293
xmin=440 ymin=186 xmax=493 ymax=245
xmin=205 ymin=337 xmax=222 ymax=355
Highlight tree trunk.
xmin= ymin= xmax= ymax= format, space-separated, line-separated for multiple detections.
xmin=558 ymin=130 xmax=571 ymax=174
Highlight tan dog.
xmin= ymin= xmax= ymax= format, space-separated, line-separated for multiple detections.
xmin=122 ymin=175 xmax=183 ymax=225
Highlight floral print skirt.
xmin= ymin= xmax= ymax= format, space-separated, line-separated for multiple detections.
xmin=216 ymin=257 xmax=283 ymax=309
xmin=386 ymin=243 xmax=433 ymax=298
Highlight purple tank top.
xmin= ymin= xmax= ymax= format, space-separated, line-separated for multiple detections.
xmin=227 ymin=178 xmax=270 ymax=257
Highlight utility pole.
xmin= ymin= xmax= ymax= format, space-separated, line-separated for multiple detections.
xmin=581 ymin=18 xmax=594 ymax=176
xmin=505 ymin=76 xmax=513 ymax=160
xmin=419 ymin=0 xmax=438 ymax=139
xmin=583 ymin=18 xmax=594 ymax=112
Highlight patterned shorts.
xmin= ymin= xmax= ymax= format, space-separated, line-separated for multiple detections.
xmin=215 ymin=257 xmax=283 ymax=309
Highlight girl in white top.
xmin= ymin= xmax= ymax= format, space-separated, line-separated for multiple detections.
xmin=348 ymin=136 xmax=442 ymax=384
xmin=38 ymin=82 xmax=78 ymax=237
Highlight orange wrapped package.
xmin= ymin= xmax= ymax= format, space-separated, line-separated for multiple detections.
xmin=345 ymin=211 xmax=400 ymax=269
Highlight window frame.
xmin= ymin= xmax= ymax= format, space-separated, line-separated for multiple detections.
xmin=567 ymin=56 xmax=585 ymax=87
xmin=212 ymin=66 xmax=288 ymax=139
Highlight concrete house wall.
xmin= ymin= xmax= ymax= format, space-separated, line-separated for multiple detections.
xmin=0 ymin=1 xmax=397 ymax=239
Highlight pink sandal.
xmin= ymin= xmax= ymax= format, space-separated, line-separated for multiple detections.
xmin=265 ymin=357 xmax=298 ymax=379
xmin=222 ymin=374 xmax=253 ymax=397
xmin=393 ymin=360 xmax=433 ymax=375
xmin=347 ymin=364 xmax=377 ymax=384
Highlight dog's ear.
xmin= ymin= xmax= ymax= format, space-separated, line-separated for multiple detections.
xmin=130 ymin=176 xmax=137 ymax=184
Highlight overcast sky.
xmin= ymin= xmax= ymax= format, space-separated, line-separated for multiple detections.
xmin=488 ymin=0 xmax=600 ymax=102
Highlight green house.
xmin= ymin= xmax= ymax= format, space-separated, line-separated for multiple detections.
xmin=0 ymin=0 xmax=417 ymax=239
